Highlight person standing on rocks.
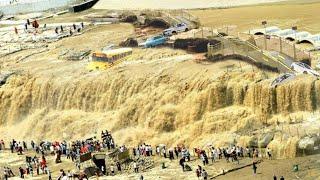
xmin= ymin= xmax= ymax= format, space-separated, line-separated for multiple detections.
xmin=273 ymin=174 xmax=277 ymax=180
xmin=23 ymin=141 xmax=27 ymax=151
xmin=202 ymin=169 xmax=208 ymax=180
xmin=162 ymin=148 xmax=167 ymax=158
xmin=267 ymin=148 xmax=272 ymax=160
xmin=200 ymin=153 xmax=206 ymax=166
xmin=174 ymin=147 xmax=179 ymax=159
xmin=60 ymin=25 xmax=64 ymax=33
xmin=116 ymin=162 xmax=121 ymax=172
xmin=156 ymin=146 xmax=160 ymax=156
xmin=19 ymin=167 xmax=24 ymax=178
xmin=31 ymin=140 xmax=35 ymax=149
xmin=211 ymin=148 xmax=216 ymax=163
xmin=179 ymin=158 xmax=185 ymax=172
xmin=133 ymin=162 xmax=138 ymax=173
xmin=196 ymin=166 xmax=201 ymax=179
xmin=14 ymin=27 xmax=18 ymax=35
xmin=252 ymin=161 xmax=257 ymax=175
xmin=3 ymin=167 xmax=8 ymax=180
xmin=110 ymin=165 xmax=115 ymax=176
xmin=169 ymin=148 xmax=174 ymax=160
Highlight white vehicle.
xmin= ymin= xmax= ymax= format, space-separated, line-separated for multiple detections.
xmin=271 ymin=73 xmax=295 ymax=88
xmin=290 ymin=62 xmax=320 ymax=77
xmin=163 ymin=23 xmax=189 ymax=36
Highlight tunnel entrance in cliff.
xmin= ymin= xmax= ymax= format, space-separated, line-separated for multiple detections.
xmin=145 ymin=18 xmax=170 ymax=29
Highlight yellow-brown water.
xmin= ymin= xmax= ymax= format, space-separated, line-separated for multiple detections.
xmin=0 ymin=57 xmax=319 ymax=159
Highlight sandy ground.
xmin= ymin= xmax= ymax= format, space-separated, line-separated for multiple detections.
xmin=189 ymin=1 xmax=320 ymax=34
xmin=1 ymin=149 xmax=319 ymax=180
xmin=93 ymin=0 xmax=291 ymax=10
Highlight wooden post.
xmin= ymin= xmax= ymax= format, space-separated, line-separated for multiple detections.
xmin=293 ymin=43 xmax=297 ymax=60
xmin=202 ymin=27 xmax=204 ymax=38
xmin=211 ymin=27 xmax=214 ymax=37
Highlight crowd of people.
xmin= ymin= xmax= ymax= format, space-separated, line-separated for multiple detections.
xmin=0 ymin=133 xmax=289 ymax=180
xmin=0 ymin=130 xmax=116 ymax=179
xmin=132 ymin=143 xmax=153 ymax=157
xmin=13 ymin=18 xmax=85 ymax=41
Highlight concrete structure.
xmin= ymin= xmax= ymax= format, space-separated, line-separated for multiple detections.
xmin=250 ymin=26 xmax=320 ymax=49
xmin=272 ymin=29 xmax=295 ymax=37
xmin=0 ymin=0 xmax=77 ymax=15
xmin=285 ymin=31 xmax=311 ymax=41
xmin=250 ymin=26 xmax=281 ymax=35
xmin=299 ymin=34 xmax=320 ymax=48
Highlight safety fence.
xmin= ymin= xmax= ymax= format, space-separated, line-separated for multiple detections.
xmin=205 ymin=26 xmax=315 ymax=63
xmin=206 ymin=30 xmax=292 ymax=73
xmin=254 ymin=35 xmax=313 ymax=62
xmin=217 ymin=27 xmax=315 ymax=63
xmin=184 ymin=27 xmax=314 ymax=72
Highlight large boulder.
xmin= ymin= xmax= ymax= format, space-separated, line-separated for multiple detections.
xmin=248 ymin=136 xmax=258 ymax=147
xmin=119 ymin=38 xmax=138 ymax=47
xmin=0 ymin=71 xmax=14 ymax=86
xmin=258 ymin=133 xmax=274 ymax=148
xmin=298 ymin=136 xmax=320 ymax=152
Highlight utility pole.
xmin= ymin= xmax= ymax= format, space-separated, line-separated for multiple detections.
xmin=262 ymin=21 xmax=267 ymax=50
xmin=292 ymin=26 xmax=298 ymax=60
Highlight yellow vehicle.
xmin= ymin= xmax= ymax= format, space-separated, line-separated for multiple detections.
xmin=88 ymin=48 xmax=133 ymax=70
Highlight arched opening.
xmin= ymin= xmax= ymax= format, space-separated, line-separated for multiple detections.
xmin=298 ymin=40 xmax=314 ymax=45
xmin=146 ymin=18 xmax=170 ymax=28
xmin=254 ymin=32 xmax=264 ymax=35
xmin=285 ymin=37 xmax=295 ymax=41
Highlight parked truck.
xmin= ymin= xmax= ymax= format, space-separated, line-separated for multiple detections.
xmin=163 ymin=23 xmax=189 ymax=36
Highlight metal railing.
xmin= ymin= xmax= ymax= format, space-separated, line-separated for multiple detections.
xmin=207 ymin=30 xmax=293 ymax=72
